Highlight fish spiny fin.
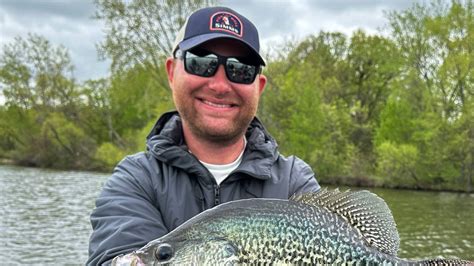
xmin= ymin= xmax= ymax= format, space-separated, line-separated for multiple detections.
xmin=418 ymin=258 xmax=474 ymax=265
xmin=291 ymin=188 xmax=400 ymax=256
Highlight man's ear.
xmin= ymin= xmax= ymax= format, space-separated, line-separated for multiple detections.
xmin=257 ymin=74 xmax=267 ymax=95
xmin=165 ymin=57 xmax=175 ymax=88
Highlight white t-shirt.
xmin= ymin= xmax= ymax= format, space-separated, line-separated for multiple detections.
xmin=199 ymin=138 xmax=246 ymax=186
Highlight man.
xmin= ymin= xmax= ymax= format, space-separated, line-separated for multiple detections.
xmin=88 ymin=6 xmax=319 ymax=265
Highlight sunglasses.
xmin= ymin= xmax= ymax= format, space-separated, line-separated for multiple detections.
xmin=174 ymin=48 xmax=262 ymax=84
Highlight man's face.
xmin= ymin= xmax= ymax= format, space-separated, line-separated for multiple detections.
xmin=166 ymin=38 xmax=267 ymax=143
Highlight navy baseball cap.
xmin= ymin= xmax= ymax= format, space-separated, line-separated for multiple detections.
xmin=172 ymin=6 xmax=266 ymax=66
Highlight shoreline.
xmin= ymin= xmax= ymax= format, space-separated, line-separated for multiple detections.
xmin=0 ymin=161 xmax=471 ymax=193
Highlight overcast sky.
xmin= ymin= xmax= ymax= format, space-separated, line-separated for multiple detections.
xmin=0 ymin=0 xmax=423 ymax=82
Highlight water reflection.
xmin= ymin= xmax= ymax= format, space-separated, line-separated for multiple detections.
xmin=372 ymin=188 xmax=474 ymax=260
xmin=0 ymin=165 xmax=473 ymax=264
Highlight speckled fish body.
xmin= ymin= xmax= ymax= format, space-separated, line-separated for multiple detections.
xmin=112 ymin=189 xmax=473 ymax=265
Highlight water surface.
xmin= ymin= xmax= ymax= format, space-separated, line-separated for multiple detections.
xmin=0 ymin=165 xmax=472 ymax=264
xmin=373 ymin=188 xmax=474 ymax=260
xmin=0 ymin=165 xmax=107 ymax=264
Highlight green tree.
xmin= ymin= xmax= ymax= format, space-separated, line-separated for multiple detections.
xmin=387 ymin=0 xmax=473 ymax=119
xmin=0 ymin=106 xmax=38 ymax=163
xmin=381 ymin=0 xmax=474 ymax=191
xmin=0 ymin=34 xmax=77 ymax=115
xmin=260 ymin=32 xmax=347 ymax=138
xmin=94 ymin=0 xmax=216 ymax=81
xmin=341 ymin=30 xmax=402 ymax=158
xmin=0 ymin=34 xmax=100 ymax=169
xmin=261 ymin=32 xmax=355 ymax=183
xmin=37 ymin=112 xmax=97 ymax=169
xmin=82 ymin=65 xmax=173 ymax=154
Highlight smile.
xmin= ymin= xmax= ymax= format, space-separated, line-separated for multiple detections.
xmin=200 ymin=99 xmax=236 ymax=108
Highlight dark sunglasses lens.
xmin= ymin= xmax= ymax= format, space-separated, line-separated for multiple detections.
xmin=226 ymin=58 xmax=257 ymax=84
xmin=185 ymin=51 xmax=218 ymax=77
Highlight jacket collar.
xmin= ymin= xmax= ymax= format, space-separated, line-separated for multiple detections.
xmin=146 ymin=111 xmax=278 ymax=182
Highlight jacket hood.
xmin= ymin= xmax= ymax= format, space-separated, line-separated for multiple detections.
xmin=145 ymin=111 xmax=279 ymax=182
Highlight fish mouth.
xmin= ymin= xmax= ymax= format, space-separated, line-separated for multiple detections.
xmin=111 ymin=253 xmax=144 ymax=266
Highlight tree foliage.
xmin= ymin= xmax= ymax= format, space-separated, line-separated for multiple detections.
xmin=260 ymin=0 xmax=473 ymax=191
xmin=378 ymin=0 xmax=473 ymax=191
xmin=0 ymin=1 xmax=472 ymax=191
xmin=94 ymin=0 xmax=216 ymax=77
xmin=0 ymin=35 xmax=97 ymax=169
xmin=0 ymin=34 xmax=76 ymax=112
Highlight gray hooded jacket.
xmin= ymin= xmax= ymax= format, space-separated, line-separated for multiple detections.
xmin=87 ymin=111 xmax=320 ymax=265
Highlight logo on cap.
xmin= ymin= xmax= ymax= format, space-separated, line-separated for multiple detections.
xmin=210 ymin=12 xmax=243 ymax=37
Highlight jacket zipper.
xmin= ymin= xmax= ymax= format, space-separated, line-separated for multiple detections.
xmin=214 ymin=184 xmax=220 ymax=206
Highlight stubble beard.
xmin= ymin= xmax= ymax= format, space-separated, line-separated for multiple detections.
xmin=175 ymin=97 xmax=258 ymax=144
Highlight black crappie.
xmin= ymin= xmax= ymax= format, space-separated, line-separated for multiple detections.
xmin=112 ymin=188 xmax=473 ymax=265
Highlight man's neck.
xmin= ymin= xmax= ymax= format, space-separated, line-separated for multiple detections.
xmin=183 ymin=127 xmax=246 ymax=165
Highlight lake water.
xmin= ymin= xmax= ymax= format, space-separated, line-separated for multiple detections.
xmin=0 ymin=165 xmax=473 ymax=264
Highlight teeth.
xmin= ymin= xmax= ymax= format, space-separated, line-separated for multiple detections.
xmin=202 ymin=100 xmax=232 ymax=108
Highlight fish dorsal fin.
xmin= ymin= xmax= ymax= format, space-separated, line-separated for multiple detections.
xmin=290 ymin=188 xmax=400 ymax=256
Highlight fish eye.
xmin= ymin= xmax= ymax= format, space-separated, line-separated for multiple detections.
xmin=154 ymin=243 xmax=174 ymax=262
xmin=222 ymin=243 xmax=238 ymax=258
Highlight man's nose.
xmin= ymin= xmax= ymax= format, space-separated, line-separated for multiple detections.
xmin=208 ymin=65 xmax=232 ymax=94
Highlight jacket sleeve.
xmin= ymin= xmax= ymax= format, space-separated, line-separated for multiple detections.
xmin=288 ymin=156 xmax=320 ymax=197
xmin=87 ymin=154 xmax=167 ymax=265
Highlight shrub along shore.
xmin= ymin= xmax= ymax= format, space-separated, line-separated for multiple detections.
xmin=0 ymin=1 xmax=472 ymax=192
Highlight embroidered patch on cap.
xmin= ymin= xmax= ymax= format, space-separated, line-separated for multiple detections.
xmin=209 ymin=12 xmax=243 ymax=37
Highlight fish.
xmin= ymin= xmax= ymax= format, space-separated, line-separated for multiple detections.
xmin=111 ymin=188 xmax=473 ymax=265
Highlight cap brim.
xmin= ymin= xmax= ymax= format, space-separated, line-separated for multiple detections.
xmin=178 ymin=33 xmax=266 ymax=66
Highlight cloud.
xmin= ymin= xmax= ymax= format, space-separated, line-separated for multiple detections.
xmin=0 ymin=0 xmax=108 ymax=81
xmin=1 ymin=0 xmax=423 ymax=82
xmin=224 ymin=0 xmax=421 ymax=39
xmin=1 ymin=0 xmax=94 ymax=18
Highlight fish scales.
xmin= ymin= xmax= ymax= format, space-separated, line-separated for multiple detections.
xmin=112 ymin=189 xmax=474 ymax=266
